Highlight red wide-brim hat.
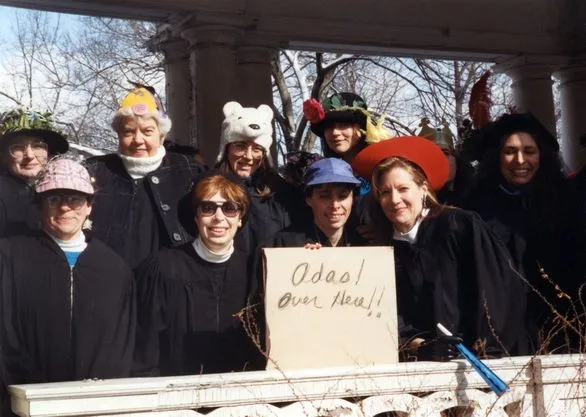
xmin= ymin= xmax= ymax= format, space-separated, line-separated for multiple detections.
xmin=352 ymin=136 xmax=450 ymax=191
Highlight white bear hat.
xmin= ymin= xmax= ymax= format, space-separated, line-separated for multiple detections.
xmin=217 ymin=101 xmax=274 ymax=164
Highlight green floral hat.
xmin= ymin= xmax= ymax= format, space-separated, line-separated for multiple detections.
xmin=306 ymin=92 xmax=368 ymax=139
xmin=0 ymin=108 xmax=69 ymax=156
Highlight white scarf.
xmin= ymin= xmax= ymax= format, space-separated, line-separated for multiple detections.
xmin=46 ymin=230 xmax=88 ymax=253
xmin=393 ymin=208 xmax=430 ymax=244
xmin=118 ymin=146 xmax=166 ymax=179
xmin=192 ymin=237 xmax=234 ymax=264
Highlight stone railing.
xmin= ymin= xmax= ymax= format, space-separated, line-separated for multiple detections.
xmin=8 ymin=354 xmax=586 ymax=417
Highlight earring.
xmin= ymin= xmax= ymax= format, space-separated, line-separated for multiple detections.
xmin=422 ymin=194 xmax=427 ymax=209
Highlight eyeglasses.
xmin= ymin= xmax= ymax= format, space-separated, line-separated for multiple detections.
xmin=230 ymin=142 xmax=265 ymax=159
xmin=44 ymin=194 xmax=88 ymax=209
xmin=8 ymin=141 xmax=48 ymax=158
xmin=197 ymin=201 xmax=242 ymax=218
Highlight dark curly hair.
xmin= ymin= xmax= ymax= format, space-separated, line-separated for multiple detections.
xmin=473 ymin=113 xmax=568 ymax=234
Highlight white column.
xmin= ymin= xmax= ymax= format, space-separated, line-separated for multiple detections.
xmin=236 ymin=46 xmax=275 ymax=107
xmin=157 ymin=38 xmax=193 ymax=146
xmin=557 ymin=64 xmax=586 ymax=170
xmin=182 ymin=25 xmax=243 ymax=165
xmin=506 ymin=64 xmax=557 ymax=136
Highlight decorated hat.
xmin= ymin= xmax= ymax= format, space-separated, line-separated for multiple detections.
xmin=217 ymin=101 xmax=274 ymax=164
xmin=118 ymin=86 xmax=160 ymax=115
xmin=352 ymin=136 xmax=450 ymax=190
xmin=35 ymin=157 xmax=94 ymax=195
xmin=0 ymin=108 xmax=69 ymax=156
xmin=114 ymin=84 xmax=172 ymax=136
xmin=416 ymin=118 xmax=455 ymax=152
xmin=305 ymin=158 xmax=361 ymax=188
xmin=305 ymin=93 xmax=368 ymax=139
xmin=282 ymin=151 xmax=322 ymax=187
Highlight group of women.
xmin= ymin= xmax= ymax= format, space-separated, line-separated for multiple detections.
xmin=0 ymin=87 xmax=583 ymax=415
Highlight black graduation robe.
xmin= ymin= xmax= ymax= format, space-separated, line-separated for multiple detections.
xmin=0 ymin=232 xmax=135 ymax=384
xmin=464 ymin=184 xmax=576 ymax=353
xmin=392 ymin=207 xmax=527 ymax=356
xmin=134 ymin=244 xmax=263 ymax=376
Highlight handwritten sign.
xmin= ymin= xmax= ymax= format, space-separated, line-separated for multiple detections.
xmin=263 ymin=247 xmax=398 ymax=370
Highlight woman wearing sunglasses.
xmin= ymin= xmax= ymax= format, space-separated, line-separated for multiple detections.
xmin=0 ymin=108 xmax=69 ymax=237
xmin=134 ymin=172 xmax=263 ymax=376
xmin=0 ymin=157 xmax=135 ymax=387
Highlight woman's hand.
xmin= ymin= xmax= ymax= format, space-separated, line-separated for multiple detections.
xmin=304 ymin=242 xmax=323 ymax=250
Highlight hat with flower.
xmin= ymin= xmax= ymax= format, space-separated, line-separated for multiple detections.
xmin=0 ymin=108 xmax=69 ymax=156
xmin=305 ymin=93 xmax=368 ymax=138
xmin=303 ymin=93 xmax=394 ymax=156
xmin=35 ymin=157 xmax=94 ymax=195
xmin=119 ymin=87 xmax=160 ymax=115
xmin=113 ymin=83 xmax=172 ymax=136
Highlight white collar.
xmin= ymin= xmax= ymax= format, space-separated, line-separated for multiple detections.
xmin=393 ymin=208 xmax=429 ymax=244
xmin=117 ymin=146 xmax=166 ymax=179
xmin=45 ymin=230 xmax=88 ymax=253
xmin=192 ymin=237 xmax=234 ymax=264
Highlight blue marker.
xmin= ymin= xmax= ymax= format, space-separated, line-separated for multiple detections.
xmin=437 ymin=323 xmax=510 ymax=396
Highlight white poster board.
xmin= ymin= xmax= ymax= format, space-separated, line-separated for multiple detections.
xmin=263 ymin=246 xmax=398 ymax=370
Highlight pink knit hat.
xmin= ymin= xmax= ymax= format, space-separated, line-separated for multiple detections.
xmin=35 ymin=158 xmax=94 ymax=195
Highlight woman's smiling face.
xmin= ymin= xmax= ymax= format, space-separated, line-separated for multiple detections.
xmin=500 ymin=132 xmax=540 ymax=186
xmin=305 ymin=183 xmax=354 ymax=236
xmin=378 ymin=167 xmax=428 ymax=233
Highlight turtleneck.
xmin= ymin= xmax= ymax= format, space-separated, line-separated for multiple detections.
xmin=192 ymin=236 xmax=234 ymax=264
xmin=393 ymin=208 xmax=430 ymax=244
xmin=46 ymin=230 xmax=88 ymax=266
xmin=117 ymin=146 xmax=166 ymax=179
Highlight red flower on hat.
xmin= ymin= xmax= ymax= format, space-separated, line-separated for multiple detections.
xmin=303 ymin=99 xmax=325 ymax=124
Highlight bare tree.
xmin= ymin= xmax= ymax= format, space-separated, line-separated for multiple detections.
xmin=272 ymin=51 xmax=367 ymax=156
xmin=0 ymin=10 xmax=163 ymax=151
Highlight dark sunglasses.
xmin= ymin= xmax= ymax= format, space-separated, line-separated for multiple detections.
xmin=197 ymin=201 xmax=242 ymax=218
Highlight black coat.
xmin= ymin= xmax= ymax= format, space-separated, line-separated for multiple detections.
xmin=391 ymin=208 xmax=527 ymax=356
xmin=0 ymin=174 xmax=39 ymax=237
xmin=464 ymin=184 xmax=576 ymax=352
xmin=0 ymin=232 xmax=135 ymax=384
xmin=134 ymin=244 xmax=263 ymax=376
xmin=85 ymin=152 xmax=205 ymax=269
xmin=268 ymin=222 xmax=366 ymax=248
xmin=234 ymin=173 xmax=304 ymax=253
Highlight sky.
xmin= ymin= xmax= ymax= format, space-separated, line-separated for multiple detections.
xmin=0 ymin=5 xmax=80 ymax=58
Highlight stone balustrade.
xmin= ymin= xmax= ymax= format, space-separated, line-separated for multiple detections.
xmin=8 ymin=354 xmax=586 ymax=417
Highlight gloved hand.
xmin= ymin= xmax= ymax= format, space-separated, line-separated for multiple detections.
xmin=417 ymin=334 xmax=463 ymax=361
